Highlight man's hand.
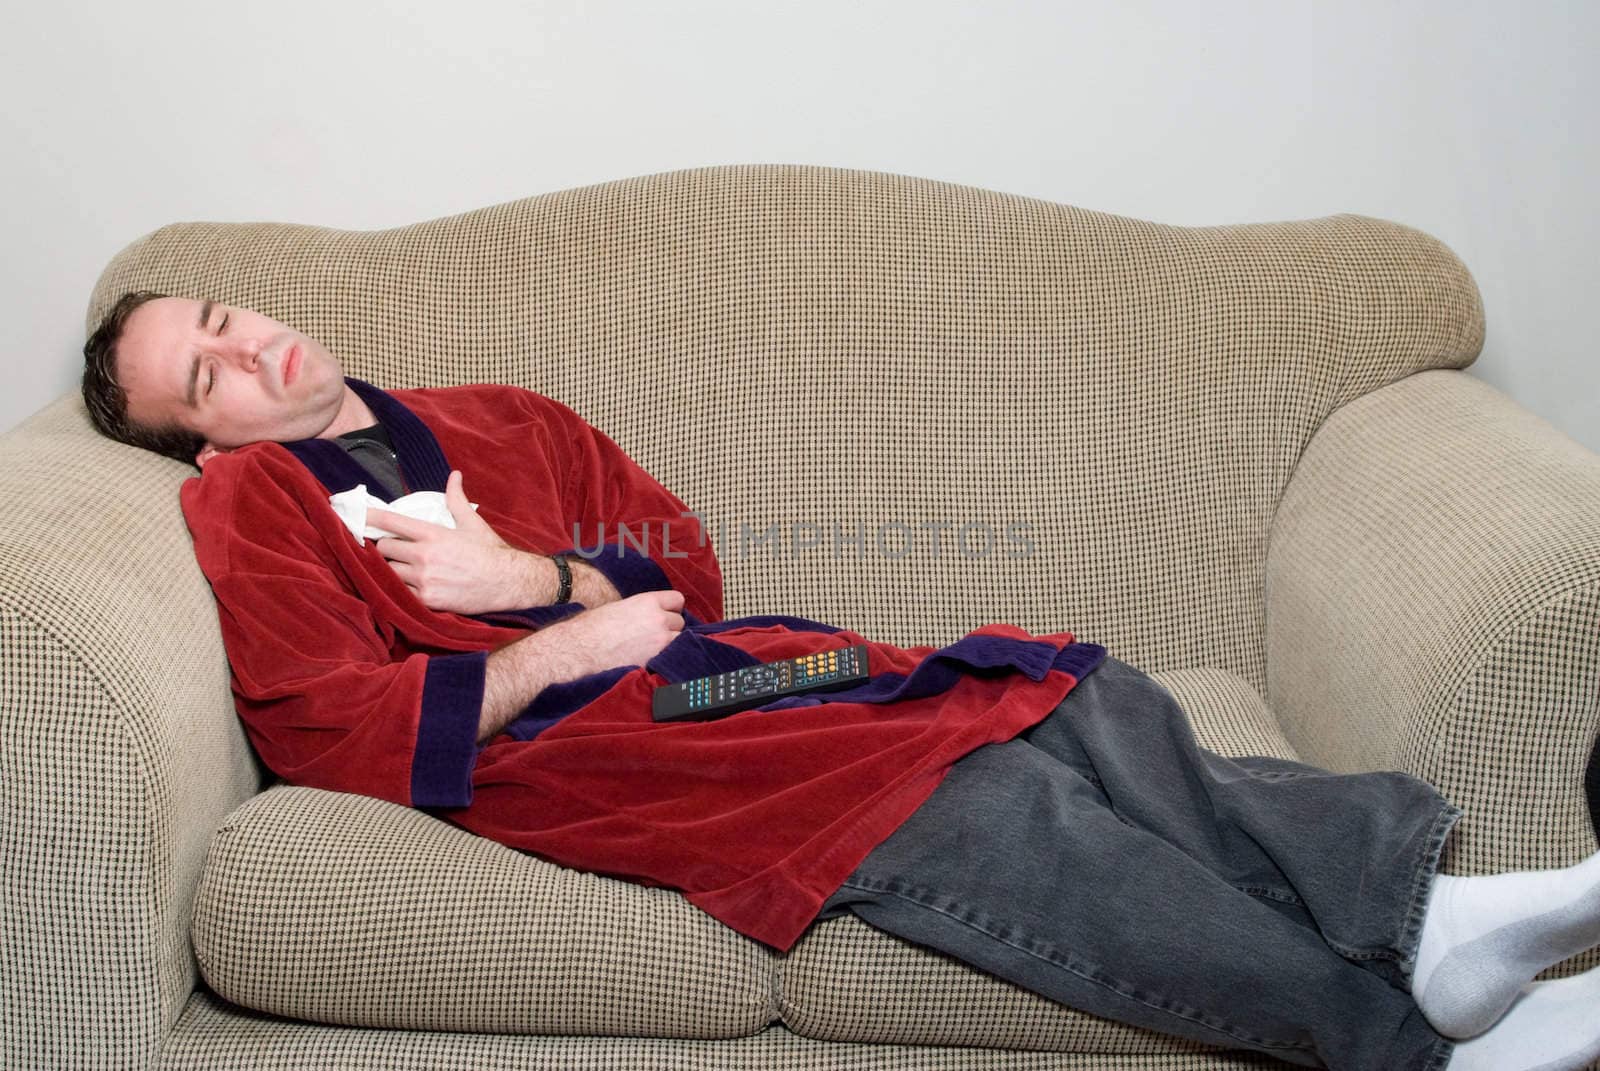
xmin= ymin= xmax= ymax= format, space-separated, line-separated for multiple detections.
xmin=370 ymin=471 xmax=542 ymax=615
xmin=479 ymin=589 xmax=687 ymax=740
xmin=559 ymin=588 xmax=688 ymax=674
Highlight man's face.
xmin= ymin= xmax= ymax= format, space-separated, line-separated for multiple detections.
xmin=117 ymin=297 xmax=349 ymax=460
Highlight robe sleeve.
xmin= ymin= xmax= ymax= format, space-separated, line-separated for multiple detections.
xmin=535 ymin=394 xmax=724 ymax=623
xmin=182 ymin=454 xmax=482 ymax=810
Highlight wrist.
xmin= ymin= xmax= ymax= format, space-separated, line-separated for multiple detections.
xmin=566 ymin=557 xmax=622 ymax=607
xmin=480 ymin=621 xmax=589 ymax=740
xmin=549 ymin=552 xmax=573 ymax=604
xmin=503 ymin=547 xmax=555 ymax=610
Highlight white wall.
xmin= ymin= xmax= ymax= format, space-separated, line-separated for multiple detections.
xmin=4 ymin=0 xmax=1595 ymax=450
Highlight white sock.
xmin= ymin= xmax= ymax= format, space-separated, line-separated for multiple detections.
xmin=1414 ymin=849 xmax=1600 ymax=1038
xmin=1443 ymin=969 xmax=1600 ymax=1071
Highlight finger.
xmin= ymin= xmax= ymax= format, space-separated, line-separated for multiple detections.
xmin=375 ymin=537 xmax=420 ymax=564
xmin=655 ymin=589 xmax=687 ymax=610
xmin=385 ymin=560 xmax=420 ymax=585
xmin=366 ymin=508 xmax=431 ymax=540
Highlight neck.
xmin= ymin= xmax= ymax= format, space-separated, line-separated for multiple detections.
xmin=318 ymin=386 xmax=379 ymax=439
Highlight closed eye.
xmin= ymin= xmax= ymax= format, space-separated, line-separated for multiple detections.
xmin=217 ymin=311 xmax=229 ymax=334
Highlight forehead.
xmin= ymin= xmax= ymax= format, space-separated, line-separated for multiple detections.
xmin=123 ymin=296 xmax=204 ymax=355
xmin=119 ymin=296 xmax=204 ymax=418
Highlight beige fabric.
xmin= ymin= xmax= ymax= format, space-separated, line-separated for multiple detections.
xmin=0 ymin=396 xmax=262 ymax=1070
xmin=192 ymin=665 xmax=1286 ymax=1055
xmin=164 ymin=991 xmax=1284 ymax=1071
xmin=1267 ymin=368 xmax=1600 ymax=977
xmin=782 ymin=915 xmax=1215 ymax=1056
xmin=779 ymin=667 xmax=1290 ymax=1054
xmin=87 ymin=165 xmax=1483 ymax=697
xmin=193 ymin=786 xmax=777 ymax=1037
xmin=1154 ymin=667 xmax=1299 ymax=762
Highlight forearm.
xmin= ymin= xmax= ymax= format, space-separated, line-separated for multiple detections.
xmin=568 ymin=558 xmax=620 ymax=607
xmin=479 ymin=626 xmax=586 ymax=742
xmin=476 ymin=589 xmax=687 ymax=742
xmin=505 ymin=551 xmax=619 ymax=610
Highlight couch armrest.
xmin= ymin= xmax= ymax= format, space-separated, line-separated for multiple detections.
xmin=1266 ymin=369 xmax=1600 ymax=877
xmin=0 ymin=397 xmax=262 ymax=1069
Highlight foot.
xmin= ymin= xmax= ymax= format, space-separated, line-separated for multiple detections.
xmin=1443 ymin=969 xmax=1600 ymax=1071
xmin=1413 ymin=849 xmax=1600 ymax=1038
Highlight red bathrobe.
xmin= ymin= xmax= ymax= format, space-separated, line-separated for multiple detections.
xmin=181 ymin=380 xmax=1104 ymax=950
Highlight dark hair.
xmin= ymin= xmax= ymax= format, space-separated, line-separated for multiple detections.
xmin=82 ymin=290 xmax=207 ymax=464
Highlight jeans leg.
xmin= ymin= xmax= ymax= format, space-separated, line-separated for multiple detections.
xmin=1020 ymin=657 xmax=1461 ymax=989
xmin=819 ymin=663 xmax=1458 ymax=1071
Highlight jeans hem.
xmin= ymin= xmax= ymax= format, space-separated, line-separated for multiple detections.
xmin=1395 ymin=799 xmax=1464 ymax=986
xmin=1422 ymin=1036 xmax=1456 ymax=1071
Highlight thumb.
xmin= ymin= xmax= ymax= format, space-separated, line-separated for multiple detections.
xmin=445 ymin=470 xmax=483 ymax=527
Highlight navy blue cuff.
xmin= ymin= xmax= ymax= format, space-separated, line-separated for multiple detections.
xmin=758 ymin=635 xmax=1102 ymax=713
xmin=503 ymin=666 xmax=634 ymax=742
xmin=645 ymin=628 xmax=763 ymax=683
xmin=694 ymin=614 xmax=842 ymax=636
xmin=1053 ymin=642 xmax=1108 ymax=682
xmin=563 ymin=540 xmax=671 ymax=598
xmin=468 ymin=603 xmax=585 ymax=630
xmin=412 ymin=650 xmax=486 ymax=809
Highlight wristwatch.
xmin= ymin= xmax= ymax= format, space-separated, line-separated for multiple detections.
xmin=550 ymin=553 xmax=573 ymax=605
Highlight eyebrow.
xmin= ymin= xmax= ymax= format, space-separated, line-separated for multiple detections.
xmin=184 ymin=300 xmax=214 ymax=408
xmin=184 ymin=354 xmax=201 ymax=409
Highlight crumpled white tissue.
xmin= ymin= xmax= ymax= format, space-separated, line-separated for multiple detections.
xmin=329 ymin=484 xmax=472 ymax=546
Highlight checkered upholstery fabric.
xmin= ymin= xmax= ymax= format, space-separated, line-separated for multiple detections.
xmin=5 ymin=163 xmax=1583 ymax=1067
xmin=193 ymin=786 xmax=777 ymax=1037
xmin=1267 ymin=368 xmax=1600 ymax=977
xmin=0 ymin=397 xmax=261 ymax=1069
xmin=189 ymin=667 xmax=1287 ymax=1055
xmin=1156 ymin=667 xmax=1299 ymax=762
xmin=85 ymin=164 xmax=1484 ymax=695
xmin=165 ymin=992 xmax=1285 ymax=1070
xmin=777 ymin=667 xmax=1294 ymax=1054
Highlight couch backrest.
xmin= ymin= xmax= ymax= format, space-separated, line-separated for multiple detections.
xmin=85 ymin=164 xmax=1483 ymax=689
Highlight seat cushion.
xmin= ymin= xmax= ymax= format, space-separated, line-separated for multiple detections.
xmin=777 ymin=667 xmax=1298 ymax=1053
xmin=193 ymin=665 xmax=1295 ymax=1049
xmin=191 ymin=786 xmax=778 ymax=1037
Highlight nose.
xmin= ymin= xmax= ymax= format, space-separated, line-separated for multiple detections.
xmin=222 ymin=335 xmax=263 ymax=370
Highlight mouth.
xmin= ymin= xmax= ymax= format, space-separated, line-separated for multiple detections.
xmin=282 ymin=343 xmax=301 ymax=387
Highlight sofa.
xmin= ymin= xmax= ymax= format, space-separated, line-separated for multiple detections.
xmin=4 ymin=163 xmax=1598 ymax=1070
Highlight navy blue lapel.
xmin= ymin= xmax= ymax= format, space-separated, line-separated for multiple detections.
xmin=346 ymin=378 xmax=451 ymax=492
xmin=281 ymin=378 xmax=452 ymax=499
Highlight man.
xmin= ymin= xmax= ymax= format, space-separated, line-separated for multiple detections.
xmin=83 ymin=290 xmax=1600 ymax=1071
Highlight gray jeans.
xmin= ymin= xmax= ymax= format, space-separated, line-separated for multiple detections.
xmin=818 ymin=656 xmax=1459 ymax=1071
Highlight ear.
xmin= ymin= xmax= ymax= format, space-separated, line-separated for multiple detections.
xmin=195 ymin=442 xmax=226 ymax=468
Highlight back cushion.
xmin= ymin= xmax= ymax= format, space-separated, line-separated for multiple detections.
xmin=89 ymin=165 xmax=1482 ymax=690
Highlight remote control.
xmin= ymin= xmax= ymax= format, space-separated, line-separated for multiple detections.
xmin=652 ymin=645 xmax=870 ymax=722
